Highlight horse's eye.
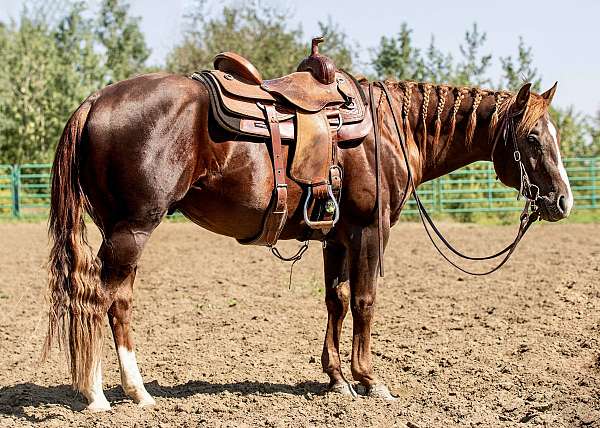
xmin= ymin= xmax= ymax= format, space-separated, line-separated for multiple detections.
xmin=527 ymin=135 xmax=539 ymax=144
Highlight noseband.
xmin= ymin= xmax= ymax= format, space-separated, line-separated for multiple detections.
xmin=370 ymin=82 xmax=540 ymax=276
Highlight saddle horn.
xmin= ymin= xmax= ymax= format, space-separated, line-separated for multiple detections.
xmin=297 ymin=36 xmax=336 ymax=85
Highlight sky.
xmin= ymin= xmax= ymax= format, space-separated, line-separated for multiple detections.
xmin=1 ymin=0 xmax=598 ymax=116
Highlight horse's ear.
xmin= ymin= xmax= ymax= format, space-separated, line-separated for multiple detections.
xmin=514 ymin=83 xmax=532 ymax=113
xmin=541 ymin=81 xmax=558 ymax=104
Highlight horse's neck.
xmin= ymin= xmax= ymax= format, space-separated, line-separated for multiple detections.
xmin=388 ymin=83 xmax=506 ymax=183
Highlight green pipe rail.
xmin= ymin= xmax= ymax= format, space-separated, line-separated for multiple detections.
xmin=1 ymin=158 xmax=599 ymax=218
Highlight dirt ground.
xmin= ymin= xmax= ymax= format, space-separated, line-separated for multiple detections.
xmin=0 ymin=220 xmax=599 ymax=427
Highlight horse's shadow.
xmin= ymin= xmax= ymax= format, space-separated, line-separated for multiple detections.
xmin=0 ymin=380 xmax=325 ymax=422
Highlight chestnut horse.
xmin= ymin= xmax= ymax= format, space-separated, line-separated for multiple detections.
xmin=43 ymin=72 xmax=572 ymax=410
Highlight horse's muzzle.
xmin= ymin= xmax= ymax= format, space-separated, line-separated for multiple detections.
xmin=538 ymin=192 xmax=570 ymax=222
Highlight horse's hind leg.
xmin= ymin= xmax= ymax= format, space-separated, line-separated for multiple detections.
xmin=321 ymin=241 xmax=356 ymax=396
xmin=107 ymin=266 xmax=155 ymax=406
xmin=100 ymin=221 xmax=158 ymax=407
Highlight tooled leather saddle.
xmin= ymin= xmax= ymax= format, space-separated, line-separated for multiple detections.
xmin=192 ymin=37 xmax=372 ymax=246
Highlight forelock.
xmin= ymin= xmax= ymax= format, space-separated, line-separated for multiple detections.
xmin=501 ymin=92 xmax=549 ymax=139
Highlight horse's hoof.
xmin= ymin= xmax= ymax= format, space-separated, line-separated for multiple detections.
xmin=135 ymin=393 xmax=156 ymax=407
xmin=125 ymin=388 xmax=156 ymax=407
xmin=86 ymin=399 xmax=111 ymax=412
xmin=367 ymin=383 xmax=397 ymax=400
xmin=328 ymin=381 xmax=358 ymax=398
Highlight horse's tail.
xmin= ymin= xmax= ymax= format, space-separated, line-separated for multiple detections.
xmin=42 ymin=97 xmax=105 ymax=392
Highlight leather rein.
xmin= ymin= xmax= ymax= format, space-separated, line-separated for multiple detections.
xmin=370 ymin=82 xmax=541 ymax=277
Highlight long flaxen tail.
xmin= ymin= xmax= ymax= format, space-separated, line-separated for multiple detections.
xmin=42 ymin=97 xmax=105 ymax=392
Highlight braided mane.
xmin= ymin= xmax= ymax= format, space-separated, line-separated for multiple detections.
xmin=384 ymin=80 xmax=549 ymax=149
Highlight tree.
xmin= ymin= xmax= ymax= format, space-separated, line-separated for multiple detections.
xmin=316 ymin=19 xmax=359 ymax=73
xmin=53 ymin=2 xmax=104 ymax=128
xmin=0 ymin=0 xmax=149 ymax=164
xmin=591 ymin=111 xmax=600 ymax=155
xmin=454 ymin=23 xmax=492 ymax=86
xmin=95 ymin=0 xmax=150 ymax=83
xmin=168 ymin=2 xmax=356 ymax=78
xmin=499 ymin=37 xmax=541 ymax=91
xmin=549 ymin=107 xmax=597 ymax=157
xmin=422 ymin=36 xmax=454 ymax=84
xmin=0 ymin=14 xmax=65 ymax=163
xmin=371 ymin=22 xmax=493 ymax=86
xmin=371 ymin=23 xmax=425 ymax=81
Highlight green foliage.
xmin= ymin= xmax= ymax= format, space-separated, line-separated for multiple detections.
xmin=0 ymin=0 xmax=150 ymax=164
xmin=370 ymin=21 xmax=598 ymax=156
xmin=371 ymin=23 xmax=426 ymax=81
xmin=371 ymin=22 xmax=492 ymax=86
xmin=0 ymin=0 xmax=597 ymax=165
xmin=422 ymin=36 xmax=454 ymax=84
xmin=166 ymin=2 xmax=356 ymax=78
xmin=0 ymin=10 xmax=96 ymax=164
xmin=591 ymin=111 xmax=600 ymax=154
xmin=316 ymin=19 xmax=359 ymax=73
xmin=96 ymin=0 xmax=150 ymax=83
xmin=551 ymin=107 xmax=598 ymax=157
xmin=453 ymin=23 xmax=492 ymax=86
xmin=167 ymin=3 xmax=304 ymax=77
xmin=499 ymin=37 xmax=541 ymax=91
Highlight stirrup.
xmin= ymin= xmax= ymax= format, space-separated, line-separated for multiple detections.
xmin=303 ymin=184 xmax=340 ymax=230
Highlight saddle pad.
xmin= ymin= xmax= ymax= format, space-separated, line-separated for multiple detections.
xmin=261 ymin=72 xmax=345 ymax=112
xmin=195 ymin=72 xmax=295 ymax=140
xmin=290 ymin=110 xmax=332 ymax=185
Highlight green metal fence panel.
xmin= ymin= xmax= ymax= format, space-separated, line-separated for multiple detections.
xmin=563 ymin=157 xmax=599 ymax=210
xmin=402 ymin=157 xmax=600 ymax=217
xmin=2 ymin=158 xmax=600 ymax=218
xmin=0 ymin=165 xmax=14 ymax=217
xmin=17 ymin=164 xmax=52 ymax=217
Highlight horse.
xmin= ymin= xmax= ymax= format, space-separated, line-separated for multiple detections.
xmin=42 ymin=68 xmax=572 ymax=410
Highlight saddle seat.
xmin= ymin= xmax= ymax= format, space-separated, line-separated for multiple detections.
xmin=192 ymin=37 xmax=372 ymax=247
xmin=212 ymin=53 xmax=347 ymax=112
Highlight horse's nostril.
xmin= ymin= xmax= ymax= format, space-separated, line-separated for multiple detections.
xmin=557 ymin=195 xmax=567 ymax=214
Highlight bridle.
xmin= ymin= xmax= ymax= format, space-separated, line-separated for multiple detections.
xmin=370 ymin=82 xmax=541 ymax=276
xmin=491 ymin=104 xmax=541 ymax=210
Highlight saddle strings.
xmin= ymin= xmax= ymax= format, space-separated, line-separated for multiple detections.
xmin=271 ymin=241 xmax=310 ymax=289
xmin=374 ymin=82 xmax=539 ymax=276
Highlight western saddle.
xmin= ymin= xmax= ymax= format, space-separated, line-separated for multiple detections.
xmin=192 ymin=37 xmax=372 ymax=246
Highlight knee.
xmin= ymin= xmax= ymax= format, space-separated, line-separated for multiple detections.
xmin=325 ymin=281 xmax=350 ymax=308
xmin=351 ymin=294 xmax=375 ymax=314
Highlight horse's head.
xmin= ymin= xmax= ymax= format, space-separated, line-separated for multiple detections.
xmin=493 ymin=83 xmax=573 ymax=222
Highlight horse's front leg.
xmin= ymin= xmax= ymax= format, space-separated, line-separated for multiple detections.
xmin=321 ymin=240 xmax=356 ymax=397
xmin=348 ymin=225 xmax=396 ymax=399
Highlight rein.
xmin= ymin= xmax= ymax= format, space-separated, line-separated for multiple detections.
xmin=372 ymin=82 xmax=541 ymax=276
